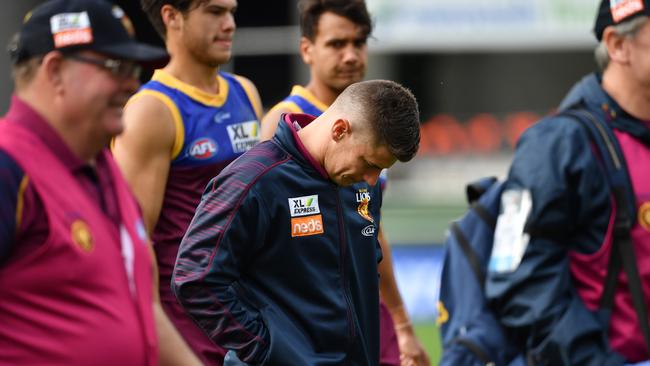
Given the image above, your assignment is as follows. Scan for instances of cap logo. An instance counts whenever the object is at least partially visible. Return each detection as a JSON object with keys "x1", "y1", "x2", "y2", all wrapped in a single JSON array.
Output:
[
  {"x1": 50, "y1": 12, "x2": 93, "y2": 48},
  {"x1": 610, "y1": 0, "x2": 645, "y2": 23},
  {"x1": 112, "y1": 6, "x2": 135, "y2": 37}
]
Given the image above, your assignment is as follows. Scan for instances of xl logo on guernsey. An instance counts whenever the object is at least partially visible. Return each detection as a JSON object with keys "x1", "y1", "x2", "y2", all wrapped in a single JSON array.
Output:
[
  {"x1": 189, "y1": 138, "x2": 218, "y2": 160},
  {"x1": 289, "y1": 195, "x2": 324, "y2": 237},
  {"x1": 227, "y1": 121, "x2": 260, "y2": 153}
]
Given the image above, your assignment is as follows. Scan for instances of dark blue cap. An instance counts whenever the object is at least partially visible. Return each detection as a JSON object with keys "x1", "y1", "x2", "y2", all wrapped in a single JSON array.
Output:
[{"x1": 9, "y1": 0, "x2": 167, "y2": 64}]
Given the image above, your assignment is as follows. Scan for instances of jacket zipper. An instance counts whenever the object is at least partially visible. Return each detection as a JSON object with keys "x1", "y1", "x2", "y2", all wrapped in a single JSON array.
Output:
[{"x1": 335, "y1": 187, "x2": 356, "y2": 349}]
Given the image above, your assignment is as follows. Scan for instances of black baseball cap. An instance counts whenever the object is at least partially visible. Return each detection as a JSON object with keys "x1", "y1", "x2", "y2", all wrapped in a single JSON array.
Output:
[
  {"x1": 9, "y1": 0, "x2": 168, "y2": 65},
  {"x1": 594, "y1": 0, "x2": 650, "y2": 41}
]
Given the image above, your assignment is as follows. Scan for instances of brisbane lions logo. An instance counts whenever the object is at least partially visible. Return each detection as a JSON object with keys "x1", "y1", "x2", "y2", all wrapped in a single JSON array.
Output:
[{"x1": 355, "y1": 189, "x2": 374, "y2": 223}]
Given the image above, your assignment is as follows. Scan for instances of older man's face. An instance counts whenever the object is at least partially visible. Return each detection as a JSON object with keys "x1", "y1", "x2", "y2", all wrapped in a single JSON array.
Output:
[{"x1": 59, "y1": 51, "x2": 140, "y2": 144}]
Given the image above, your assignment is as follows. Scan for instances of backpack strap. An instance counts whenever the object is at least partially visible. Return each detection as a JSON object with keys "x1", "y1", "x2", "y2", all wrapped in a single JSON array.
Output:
[
  {"x1": 563, "y1": 108, "x2": 650, "y2": 354},
  {"x1": 450, "y1": 222, "x2": 485, "y2": 286}
]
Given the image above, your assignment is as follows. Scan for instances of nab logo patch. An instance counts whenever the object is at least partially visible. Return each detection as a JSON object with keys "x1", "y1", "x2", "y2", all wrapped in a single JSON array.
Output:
[
  {"x1": 227, "y1": 121, "x2": 260, "y2": 153},
  {"x1": 288, "y1": 195, "x2": 320, "y2": 217},
  {"x1": 291, "y1": 215, "x2": 324, "y2": 237},
  {"x1": 189, "y1": 138, "x2": 217, "y2": 160}
]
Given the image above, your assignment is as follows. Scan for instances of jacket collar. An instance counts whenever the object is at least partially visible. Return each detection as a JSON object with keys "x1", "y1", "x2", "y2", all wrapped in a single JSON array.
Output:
[{"x1": 273, "y1": 113, "x2": 330, "y2": 180}]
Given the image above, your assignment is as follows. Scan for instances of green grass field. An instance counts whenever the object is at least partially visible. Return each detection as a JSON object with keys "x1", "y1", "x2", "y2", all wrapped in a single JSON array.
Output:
[{"x1": 414, "y1": 323, "x2": 442, "y2": 365}]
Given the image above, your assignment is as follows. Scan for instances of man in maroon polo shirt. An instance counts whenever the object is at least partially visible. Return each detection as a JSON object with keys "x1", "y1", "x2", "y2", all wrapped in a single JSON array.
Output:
[{"x1": 0, "y1": 1, "x2": 200, "y2": 365}]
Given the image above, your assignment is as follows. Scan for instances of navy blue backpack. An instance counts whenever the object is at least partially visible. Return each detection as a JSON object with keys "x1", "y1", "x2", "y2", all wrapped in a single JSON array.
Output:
[{"x1": 437, "y1": 108, "x2": 648, "y2": 366}]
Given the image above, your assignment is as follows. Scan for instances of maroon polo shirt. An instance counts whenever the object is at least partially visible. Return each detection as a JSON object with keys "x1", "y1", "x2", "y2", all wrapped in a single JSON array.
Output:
[{"x1": 0, "y1": 96, "x2": 120, "y2": 261}]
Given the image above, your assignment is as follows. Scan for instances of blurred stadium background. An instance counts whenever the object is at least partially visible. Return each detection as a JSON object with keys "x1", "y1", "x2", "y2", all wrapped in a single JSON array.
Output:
[{"x1": 0, "y1": 0, "x2": 602, "y2": 364}]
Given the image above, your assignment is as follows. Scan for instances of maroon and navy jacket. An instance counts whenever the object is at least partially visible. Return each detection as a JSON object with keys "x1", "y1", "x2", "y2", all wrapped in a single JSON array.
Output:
[
  {"x1": 0, "y1": 96, "x2": 157, "y2": 365},
  {"x1": 485, "y1": 74, "x2": 650, "y2": 364},
  {"x1": 173, "y1": 114, "x2": 383, "y2": 365}
]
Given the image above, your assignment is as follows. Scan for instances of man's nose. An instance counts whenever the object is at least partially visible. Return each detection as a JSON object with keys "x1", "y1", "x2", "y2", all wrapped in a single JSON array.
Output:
[
  {"x1": 363, "y1": 170, "x2": 380, "y2": 186},
  {"x1": 342, "y1": 44, "x2": 360, "y2": 64}
]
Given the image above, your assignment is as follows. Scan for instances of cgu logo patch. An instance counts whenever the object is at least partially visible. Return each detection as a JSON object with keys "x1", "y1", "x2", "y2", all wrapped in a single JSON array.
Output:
[
  {"x1": 288, "y1": 195, "x2": 320, "y2": 217},
  {"x1": 291, "y1": 215, "x2": 324, "y2": 237},
  {"x1": 639, "y1": 202, "x2": 650, "y2": 231},
  {"x1": 71, "y1": 219, "x2": 93, "y2": 252},
  {"x1": 356, "y1": 189, "x2": 374, "y2": 223},
  {"x1": 189, "y1": 138, "x2": 218, "y2": 160}
]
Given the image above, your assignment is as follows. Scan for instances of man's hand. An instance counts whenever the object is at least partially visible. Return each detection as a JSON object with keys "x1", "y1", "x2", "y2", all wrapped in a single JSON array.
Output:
[{"x1": 395, "y1": 322, "x2": 430, "y2": 366}]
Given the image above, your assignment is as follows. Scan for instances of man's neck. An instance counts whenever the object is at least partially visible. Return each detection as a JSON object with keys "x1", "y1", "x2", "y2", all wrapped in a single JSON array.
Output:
[
  {"x1": 17, "y1": 90, "x2": 98, "y2": 163},
  {"x1": 305, "y1": 78, "x2": 340, "y2": 107},
  {"x1": 163, "y1": 53, "x2": 222, "y2": 94},
  {"x1": 602, "y1": 66, "x2": 650, "y2": 120}
]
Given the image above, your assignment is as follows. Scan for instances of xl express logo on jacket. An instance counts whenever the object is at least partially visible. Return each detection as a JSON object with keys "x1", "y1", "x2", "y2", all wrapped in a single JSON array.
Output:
[{"x1": 288, "y1": 195, "x2": 323, "y2": 237}]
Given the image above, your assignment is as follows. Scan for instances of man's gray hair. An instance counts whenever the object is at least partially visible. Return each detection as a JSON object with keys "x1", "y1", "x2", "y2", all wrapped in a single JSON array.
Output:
[{"x1": 595, "y1": 16, "x2": 648, "y2": 71}]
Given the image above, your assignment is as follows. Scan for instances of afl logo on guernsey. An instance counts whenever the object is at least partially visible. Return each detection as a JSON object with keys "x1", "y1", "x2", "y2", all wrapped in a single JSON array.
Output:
[{"x1": 189, "y1": 138, "x2": 218, "y2": 160}]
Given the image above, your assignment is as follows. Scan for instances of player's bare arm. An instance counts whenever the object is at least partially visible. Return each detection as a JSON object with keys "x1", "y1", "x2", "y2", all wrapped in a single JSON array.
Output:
[
  {"x1": 113, "y1": 94, "x2": 176, "y2": 234},
  {"x1": 235, "y1": 75, "x2": 264, "y2": 120},
  {"x1": 378, "y1": 226, "x2": 430, "y2": 366}
]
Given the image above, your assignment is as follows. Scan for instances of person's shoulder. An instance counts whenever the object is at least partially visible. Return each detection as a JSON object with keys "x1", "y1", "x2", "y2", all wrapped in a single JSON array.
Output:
[
  {"x1": 0, "y1": 149, "x2": 25, "y2": 186},
  {"x1": 0, "y1": 148, "x2": 27, "y2": 218},
  {"x1": 124, "y1": 81, "x2": 181, "y2": 137},
  {"x1": 221, "y1": 141, "x2": 291, "y2": 182},
  {"x1": 520, "y1": 111, "x2": 591, "y2": 147}
]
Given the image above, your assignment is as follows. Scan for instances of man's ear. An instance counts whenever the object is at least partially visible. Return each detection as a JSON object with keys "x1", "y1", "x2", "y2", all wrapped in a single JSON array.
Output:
[
  {"x1": 331, "y1": 118, "x2": 350, "y2": 142},
  {"x1": 42, "y1": 51, "x2": 65, "y2": 95},
  {"x1": 161, "y1": 4, "x2": 182, "y2": 32},
  {"x1": 603, "y1": 26, "x2": 630, "y2": 65},
  {"x1": 300, "y1": 37, "x2": 314, "y2": 65}
]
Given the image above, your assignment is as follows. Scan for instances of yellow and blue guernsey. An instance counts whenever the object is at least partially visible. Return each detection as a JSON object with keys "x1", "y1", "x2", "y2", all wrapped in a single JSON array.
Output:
[
  {"x1": 127, "y1": 69, "x2": 262, "y2": 364},
  {"x1": 268, "y1": 85, "x2": 327, "y2": 116}
]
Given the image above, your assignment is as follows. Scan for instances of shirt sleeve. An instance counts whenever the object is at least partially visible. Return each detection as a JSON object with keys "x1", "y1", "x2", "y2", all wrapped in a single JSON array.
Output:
[
  {"x1": 484, "y1": 116, "x2": 624, "y2": 365},
  {"x1": 172, "y1": 171, "x2": 270, "y2": 365},
  {"x1": 0, "y1": 149, "x2": 25, "y2": 263}
]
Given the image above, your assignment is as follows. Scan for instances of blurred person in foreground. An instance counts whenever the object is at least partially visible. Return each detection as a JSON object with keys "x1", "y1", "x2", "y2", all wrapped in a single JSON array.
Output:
[
  {"x1": 173, "y1": 80, "x2": 420, "y2": 366},
  {"x1": 112, "y1": 0, "x2": 262, "y2": 364},
  {"x1": 261, "y1": 1, "x2": 430, "y2": 365},
  {"x1": 484, "y1": 0, "x2": 650, "y2": 365},
  {"x1": 0, "y1": 0, "x2": 200, "y2": 365}
]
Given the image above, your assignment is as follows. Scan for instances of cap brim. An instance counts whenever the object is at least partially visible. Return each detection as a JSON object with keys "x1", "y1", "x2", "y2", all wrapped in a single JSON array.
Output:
[{"x1": 96, "y1": 42, "x2": 169, "y2": 68}]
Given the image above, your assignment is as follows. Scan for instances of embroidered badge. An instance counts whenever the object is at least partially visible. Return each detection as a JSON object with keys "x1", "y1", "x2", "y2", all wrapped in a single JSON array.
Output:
[
  {"x1": 610, "y1": 0, "x2": 645, "y2": 23},
  {"x1": 111, "y1": 6, "x2": 135, "y2": 37},
  {"x1": 71, "y1": 219, "x2": 93, "y2": 252},
  {"x1": 436, "y1": 301, "x2": 449, "y2": 326},
  {"x1": 639, "y1": 201, "x2": 650, "y2": 231},
  {"x1": 356, "y1": 188, "x2": 374, "y2": 223},
  {"x1": 50, "y1": 12, "x2": 93, "y2": 48},
  {"x1": 291, "y1": 215, "x2": 324, "y2": 237},
  {"x1": 288, "y1": 195, "x2": 320, "y2": 217}
]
